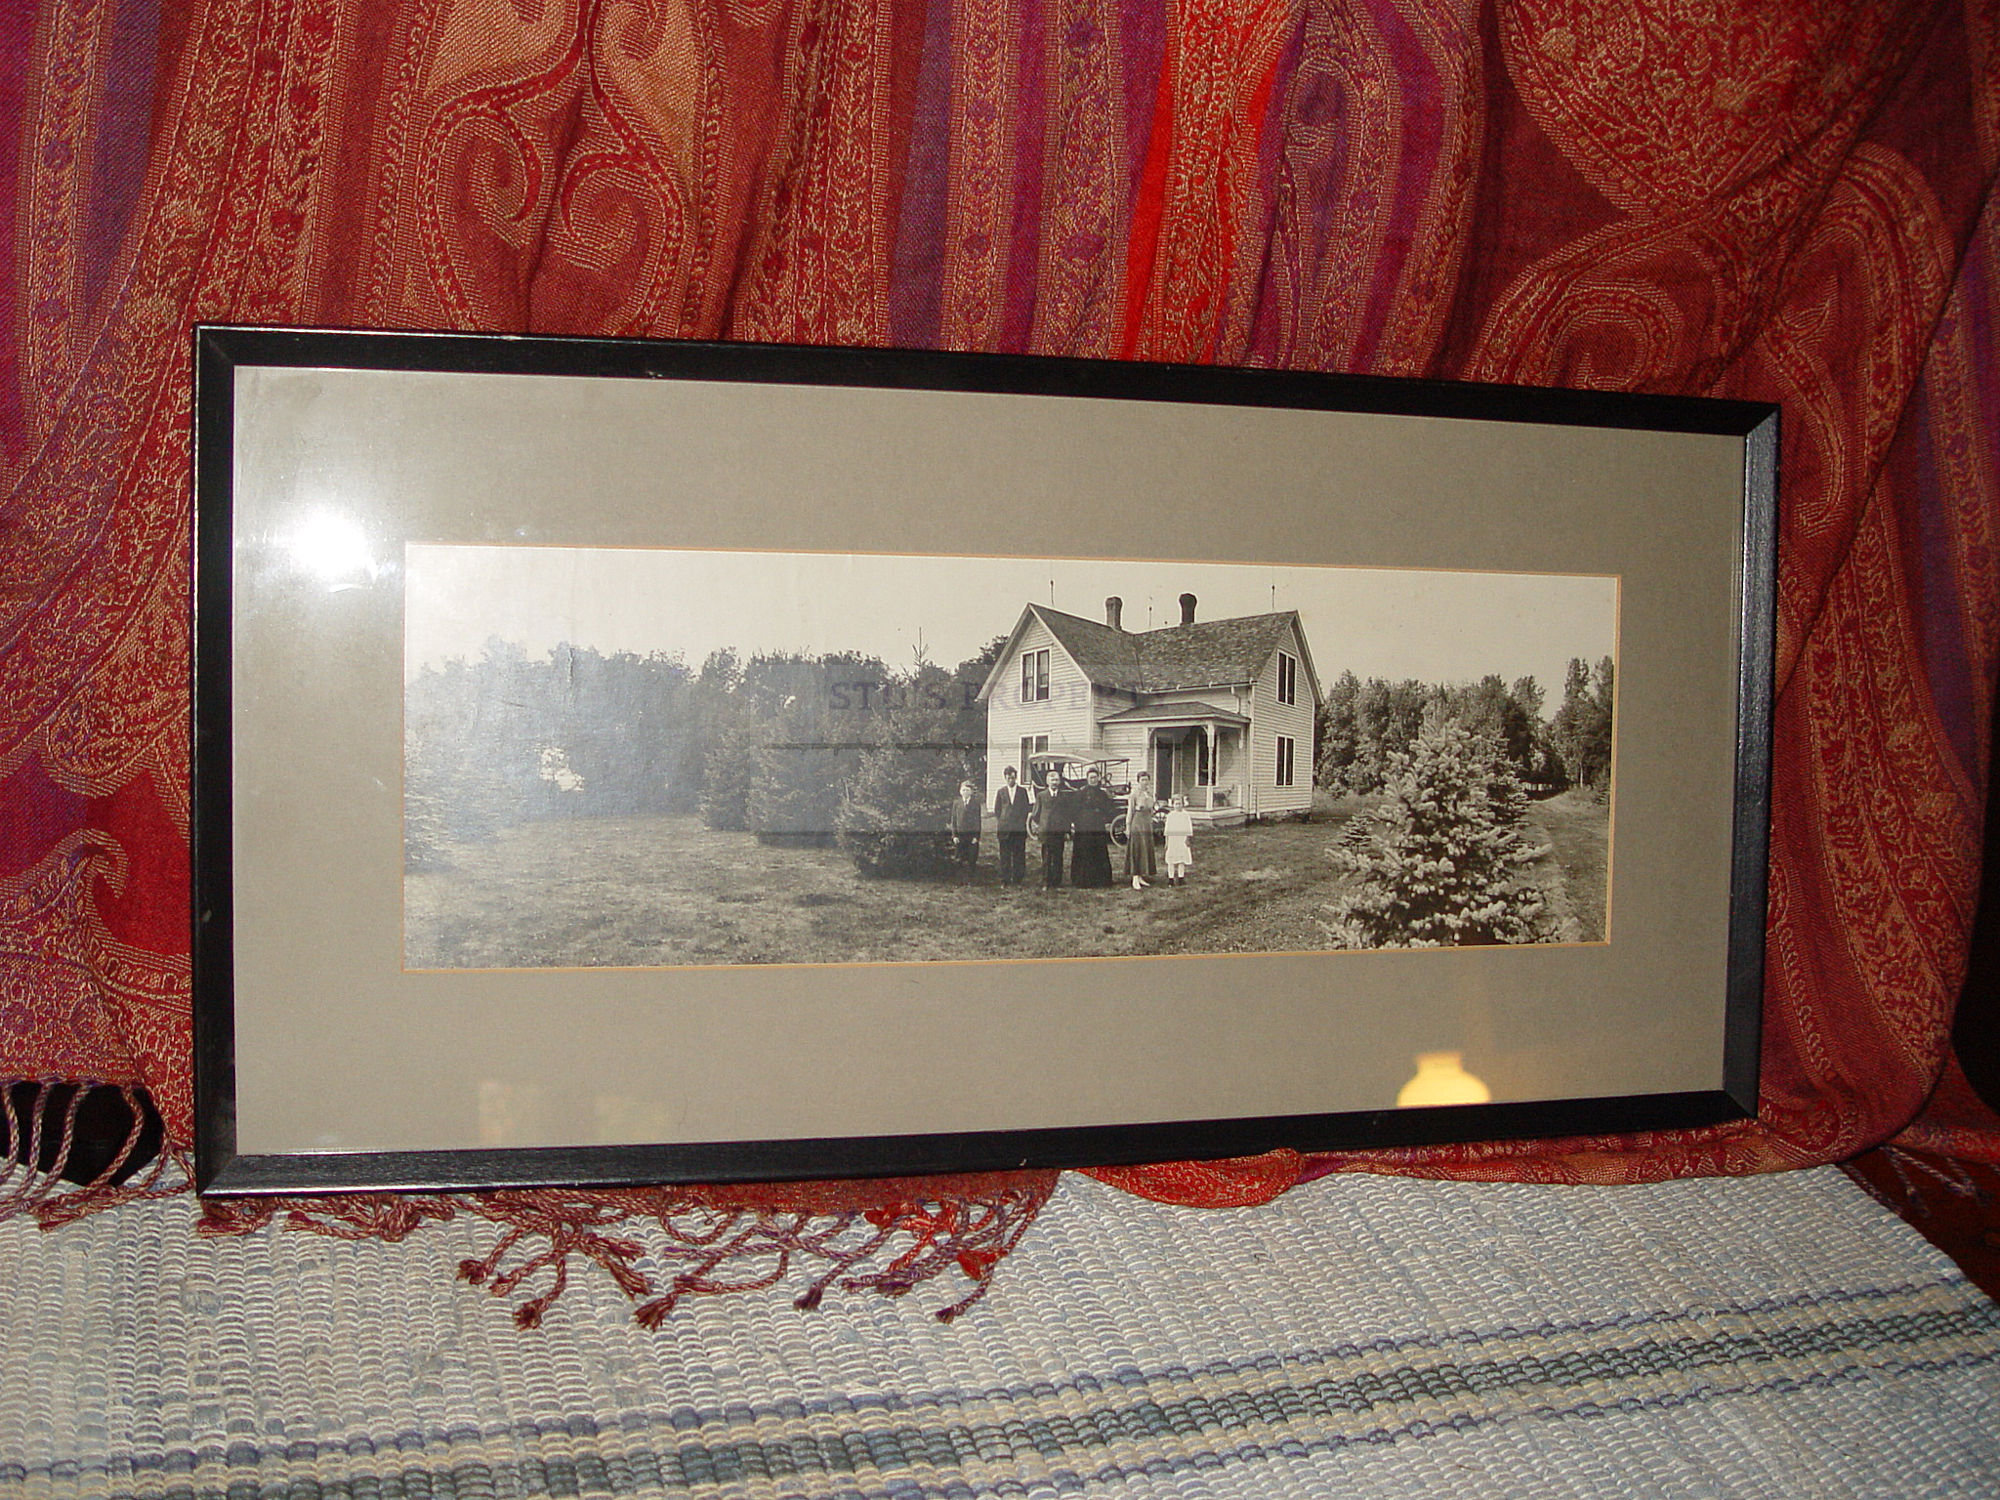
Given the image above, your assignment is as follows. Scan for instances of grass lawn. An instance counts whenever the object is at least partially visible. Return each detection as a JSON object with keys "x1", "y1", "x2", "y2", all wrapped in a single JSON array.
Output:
[
  {"x1": 1522, "y1": 789, "x2": 1612, "y2": 942},
  {"x1": 406, "y1": 795, "x2": 1611, "y2": 969}
]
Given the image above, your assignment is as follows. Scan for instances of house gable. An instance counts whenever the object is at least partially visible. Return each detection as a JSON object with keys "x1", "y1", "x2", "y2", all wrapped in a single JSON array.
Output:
[
  {"x1": 1246, "y1": 616, "x2": 1317, "y2": 812},
  {"x1": 983, "y1": 605, "x2": 1318, "y2": 700},
  {"x1": 981, "y1": 608, "x2": 1101, "y2": 799},
  {"x1": 975, "y1": 605, "x2": 1039, "y2": 705},
  {"x1": 976, "y1": 604, "x2": 1139, "y2": 704},
  {"x1": 1264, "y1": 615, "x2": 1324, "y2": 713},
  {"x1": 981, "y1": 600, "x2": 1324, "y2": 813}
]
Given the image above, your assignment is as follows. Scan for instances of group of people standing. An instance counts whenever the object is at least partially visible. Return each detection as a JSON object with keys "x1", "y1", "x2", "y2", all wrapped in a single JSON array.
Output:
[{"x1": 953, "y1": 765, "x2": 1194, "y2": 891}]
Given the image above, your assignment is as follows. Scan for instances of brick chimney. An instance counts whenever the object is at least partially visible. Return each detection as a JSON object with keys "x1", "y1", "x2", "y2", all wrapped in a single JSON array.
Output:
[
  {"x1": 1105, "y1": 596, "x2": 1123, "y2": 630},
  {"x1": 1179, "y1": 592, "x2": 1197, "y2": 625}
]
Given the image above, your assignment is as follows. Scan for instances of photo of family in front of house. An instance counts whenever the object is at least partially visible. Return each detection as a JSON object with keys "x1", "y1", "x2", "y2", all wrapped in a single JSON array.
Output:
[{"x1": 403, "y1": 545, "x2": 1617, "y2": 970}]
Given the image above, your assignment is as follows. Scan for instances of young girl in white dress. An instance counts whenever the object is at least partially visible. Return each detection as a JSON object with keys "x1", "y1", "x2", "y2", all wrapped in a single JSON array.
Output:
[{"x1": 1162, "y1": 795, "x2": 1194, "y2": 886}]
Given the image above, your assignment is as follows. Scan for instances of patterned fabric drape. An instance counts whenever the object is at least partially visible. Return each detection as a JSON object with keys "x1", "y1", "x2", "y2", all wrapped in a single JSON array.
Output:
[{"x1": 3, "y1": 0, "x2": 1997, "y2": 1225}]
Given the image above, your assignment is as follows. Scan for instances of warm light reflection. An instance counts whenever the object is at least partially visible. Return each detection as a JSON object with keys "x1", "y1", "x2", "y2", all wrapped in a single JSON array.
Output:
[
  {"x1": 593, "y1": 1092, "x2": 671, "y2": 1145},
  {"x1": 278, "y1": 509, "x2": 377, "y2": 588},
  {"x1": 1396, "y1": 1051, "x2": 1491, "y2": 1108},
  {"x1": 477, "y1": 1078, "x2": 549, "y2": 1147}
]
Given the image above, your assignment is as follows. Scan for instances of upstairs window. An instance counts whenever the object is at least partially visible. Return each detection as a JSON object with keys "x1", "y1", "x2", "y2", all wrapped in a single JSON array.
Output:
[
  {"x1": 1276, "y1": 651, "x2": 1298, "y2": 706},
  {"x1": 1021, "y1": 648, "x2": 1050, "y2": 702}
]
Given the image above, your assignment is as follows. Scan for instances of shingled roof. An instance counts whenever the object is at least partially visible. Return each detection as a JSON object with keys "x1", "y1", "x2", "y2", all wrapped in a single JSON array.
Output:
[{"x1": 1032, "y1": 606, "x2": 1304, "y2": 694}]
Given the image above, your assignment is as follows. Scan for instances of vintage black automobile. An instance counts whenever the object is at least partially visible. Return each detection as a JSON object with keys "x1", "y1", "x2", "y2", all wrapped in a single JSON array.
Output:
[{"x1": 1022, "y1": 750, "x2": 1165, "y2": 847}]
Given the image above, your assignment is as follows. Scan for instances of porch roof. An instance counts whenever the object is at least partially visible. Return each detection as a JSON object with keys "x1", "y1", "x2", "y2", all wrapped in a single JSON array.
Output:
[{"x1": 1098, "y1": 699, "x2": 1249, "y2": 727}]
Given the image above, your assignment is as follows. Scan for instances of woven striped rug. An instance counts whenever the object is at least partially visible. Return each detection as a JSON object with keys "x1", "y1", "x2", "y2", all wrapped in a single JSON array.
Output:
[{"x1": 3, "y1": 1166, "x2": 1996, "y2": 1498}]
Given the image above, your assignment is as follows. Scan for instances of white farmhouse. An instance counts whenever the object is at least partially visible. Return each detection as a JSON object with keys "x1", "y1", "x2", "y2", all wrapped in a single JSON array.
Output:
[{"x1": 976, "y1": 593, "x2": 1323, "y2": 826}]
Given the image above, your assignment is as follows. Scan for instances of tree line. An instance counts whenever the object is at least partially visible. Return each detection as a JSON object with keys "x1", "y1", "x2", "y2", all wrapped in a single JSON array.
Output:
[
  {"x1": 405, "y1": 637, "x2": 999, "y2": 875},
  {"x1": 1314, "y1": 659, "x2": 1614, "y2": 949},
  {"x1": 1316, "y1": 657, "x2": 1614, "y2": 797},
  {"x1": 407, "y1": 638, "x2": 1615, "y2": 883}
]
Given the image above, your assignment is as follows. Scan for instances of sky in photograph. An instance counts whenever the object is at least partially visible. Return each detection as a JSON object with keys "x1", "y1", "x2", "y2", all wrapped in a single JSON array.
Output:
[{"x1": 404, "y1": 544, "x2": 1618, "y2": 708}]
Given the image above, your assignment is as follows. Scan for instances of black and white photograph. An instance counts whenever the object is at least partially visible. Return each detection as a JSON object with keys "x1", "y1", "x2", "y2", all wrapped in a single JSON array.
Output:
[
  {"x1": 196, "y1": 326, "x2": 1770, "y2": 1187},
  {"x1": 404, "y1": 545, "x2": 1619, "y2": 971}
]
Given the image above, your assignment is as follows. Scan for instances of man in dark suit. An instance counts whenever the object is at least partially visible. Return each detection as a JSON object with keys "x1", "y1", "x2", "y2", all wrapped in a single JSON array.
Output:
[
  {"x1": 1036, "y1": 767, "x2": 1072, "y2": 890},
  {"x1": 950, "y1": 779, "x2": 983, "y2": 881},
  {"x1": 992, "y1": 765, "x2": 1033, "y2": 886}
]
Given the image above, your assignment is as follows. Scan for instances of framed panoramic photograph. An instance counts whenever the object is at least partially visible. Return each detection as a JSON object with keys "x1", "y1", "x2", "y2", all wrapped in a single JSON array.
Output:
[{"x1": 191, "y1": 326, "x2": 1776, "y2": 1195}]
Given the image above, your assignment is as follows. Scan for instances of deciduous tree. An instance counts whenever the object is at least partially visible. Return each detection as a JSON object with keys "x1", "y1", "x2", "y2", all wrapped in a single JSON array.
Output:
[{"x1": 1549, "y1": 655, "x2": 1615, "y2": 794}]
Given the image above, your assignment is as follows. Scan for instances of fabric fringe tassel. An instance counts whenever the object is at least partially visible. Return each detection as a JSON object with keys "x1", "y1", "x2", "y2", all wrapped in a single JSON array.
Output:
[
  {"x1": 6, "y1": 1078, "x2": 1058, "y2": 1326},
  {"x1": 200, "y1": 1172, "x2": 1060, "y2": 1328},
  {"x1": 1, "y1": 1079, "x2": 181, "y2": 1227}
]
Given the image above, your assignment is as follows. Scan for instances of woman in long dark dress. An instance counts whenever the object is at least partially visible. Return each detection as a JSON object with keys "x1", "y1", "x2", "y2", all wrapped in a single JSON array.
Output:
[{"x1": 1069, "y1": 767, "x2": 1118, "y2": 888}]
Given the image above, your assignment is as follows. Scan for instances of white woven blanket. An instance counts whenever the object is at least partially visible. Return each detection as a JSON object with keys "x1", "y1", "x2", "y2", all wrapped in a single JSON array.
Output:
[{"x1": 3, "y1": 1165, "x2": 1997, "y2": 1498}]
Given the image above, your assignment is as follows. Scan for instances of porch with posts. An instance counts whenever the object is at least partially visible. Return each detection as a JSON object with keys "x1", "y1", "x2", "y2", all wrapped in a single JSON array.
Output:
[{"x1": 1099, "y1": 703, "x2": 1251, "y2": 828}]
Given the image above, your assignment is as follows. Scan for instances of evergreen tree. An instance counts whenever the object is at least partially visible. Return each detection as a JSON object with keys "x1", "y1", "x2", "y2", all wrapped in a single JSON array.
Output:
[
  {"x1": 1321, "y1": 713, "x2": 1555, "y2": 949},
  {"x1": 403, "y1": 728, "x2": 515, "y2": 869},
  {"x1": 699, "y1": 713, "x2": 766, "y2": 831},
  {"x1": 745, "y1": 651, "x2": 884, "y2": 844},
  {"x1": 697, "y1": 646, "x2": 742, "y2": 694},
  {"x1": 670, "y1": 647, "x2": 742, "y2": 815},
  {"x1": 748, "y1": 734, "x2": 855, "y2": 843},
  {"x1": 836, "y1": 661, "x2": 973, "y2": 877},
  {"x1": 552, "y1": 645, "x2": 692, "y2": 816},
  {"x1": 402, "y1": 642, "x2": 556, "y2": 863}
]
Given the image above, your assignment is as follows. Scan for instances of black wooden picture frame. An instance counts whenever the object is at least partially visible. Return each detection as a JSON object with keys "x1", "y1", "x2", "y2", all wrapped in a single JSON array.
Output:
[{"x1": 192, "y1": 325, "x2": 1775, "y2": 1195}]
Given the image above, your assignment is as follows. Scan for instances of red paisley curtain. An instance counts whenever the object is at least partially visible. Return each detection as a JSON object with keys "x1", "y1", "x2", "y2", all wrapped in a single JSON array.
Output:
[{"x1": 3, "y1": 0, "x2": 1997, "y2": 1207}]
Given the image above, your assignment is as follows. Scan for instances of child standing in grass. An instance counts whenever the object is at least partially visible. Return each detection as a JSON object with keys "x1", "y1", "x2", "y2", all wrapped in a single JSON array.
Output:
[{"x1": 1162, "y1": 796, "x2": 1194, "y2": 886}]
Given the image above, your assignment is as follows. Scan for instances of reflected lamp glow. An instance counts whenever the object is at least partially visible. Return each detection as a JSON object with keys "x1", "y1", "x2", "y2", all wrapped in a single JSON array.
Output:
[
  {"x1": 277, "y1": 509, "x2": 378, "y2": 589},
  {"x1": 1396, "y1": 1051, "x2": 1491, "y2": 1108}
]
